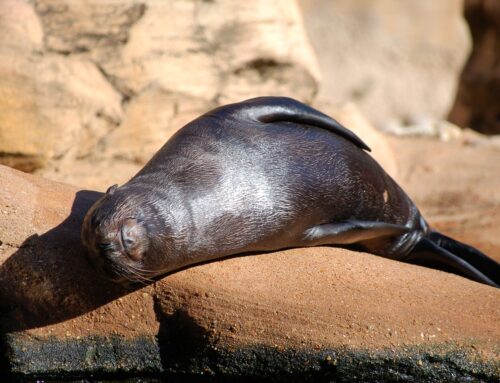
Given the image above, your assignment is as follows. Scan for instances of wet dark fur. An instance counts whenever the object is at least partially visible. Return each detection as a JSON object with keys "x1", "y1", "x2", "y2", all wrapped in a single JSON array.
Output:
[{"x1": 82, "y1": 97, "x2": 500, "y2": 287}]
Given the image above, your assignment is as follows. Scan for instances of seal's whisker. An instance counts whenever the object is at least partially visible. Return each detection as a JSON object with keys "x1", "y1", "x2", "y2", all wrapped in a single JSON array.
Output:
[
  {"x1": 123, "y1": 270, "x2": 150, "y2": 285},
  {"x1": 126, "y1": 263, "x2": 158, "y2": 275},
  {"x1": 123, "y1": 265, "x2": 155, "y2": 284},
  {"x1": 109, "y1": 262, "x2": 151, "y2": 285}
]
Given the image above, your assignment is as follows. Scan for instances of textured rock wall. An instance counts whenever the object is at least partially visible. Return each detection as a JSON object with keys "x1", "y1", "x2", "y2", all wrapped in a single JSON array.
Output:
[
  {"x1": 0, "y1": 0, "x2": 487, "y2": 190},
  {"x1": 0, "y1": 0, "x2": 123, "y2": 171},
  {"x1": 0, "y1": 0, "x2": 319, "y2": 175}
]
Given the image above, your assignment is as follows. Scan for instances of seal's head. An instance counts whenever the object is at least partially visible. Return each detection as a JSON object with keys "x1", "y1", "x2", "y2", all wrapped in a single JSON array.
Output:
[{"x1": 81, "y1": 184, "x2": 169, "y2": 285}]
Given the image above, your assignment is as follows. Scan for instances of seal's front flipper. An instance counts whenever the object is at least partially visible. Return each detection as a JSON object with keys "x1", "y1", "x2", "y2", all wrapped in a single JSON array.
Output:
[
  {"x1": 404, "y1": 237, "x2": 499, "y2": 288},
  {"x1": 239, "y1": 97, "x2": 371, "y2": 151},
  {"x1": 303, "y1": 221, "x2": 409, "y2": 246}
]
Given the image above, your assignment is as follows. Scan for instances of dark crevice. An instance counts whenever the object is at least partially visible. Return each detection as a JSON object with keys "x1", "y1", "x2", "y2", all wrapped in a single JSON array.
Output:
[
  {"x1": 0, "y1": 334, "x2": 12, "y2": 381},
  {"x1": 233, "y1": 59, "x2": 292, "y2": 78},
  {"x1": 0, "y1": 153, "x2": 44, "y2": 174},
  {"x1": 35, "y1": 2, "x2": 147, "y2": 56},
  {"x1": 448, "y1": 0, "x2": 500, "y2": 134},
  {"x1": 92, "y1": 60, "x2": 132, "y2": 104}
]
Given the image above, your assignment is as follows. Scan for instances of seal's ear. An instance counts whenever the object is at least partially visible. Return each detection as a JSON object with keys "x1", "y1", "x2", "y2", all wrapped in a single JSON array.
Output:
[{"x1": 106, "y1": 184, "x2": 118, "y2": 195}]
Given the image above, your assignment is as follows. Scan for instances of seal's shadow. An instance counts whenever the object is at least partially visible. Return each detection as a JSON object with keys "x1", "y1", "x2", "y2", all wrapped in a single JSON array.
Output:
[{"x1": 0, "y1": 190, "x2": 137, "y2": 333}]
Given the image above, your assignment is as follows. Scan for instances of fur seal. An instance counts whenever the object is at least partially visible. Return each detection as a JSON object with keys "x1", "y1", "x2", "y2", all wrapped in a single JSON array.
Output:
[{"x1": 81, "y1": 97, "x2": 500, "y2": 287}]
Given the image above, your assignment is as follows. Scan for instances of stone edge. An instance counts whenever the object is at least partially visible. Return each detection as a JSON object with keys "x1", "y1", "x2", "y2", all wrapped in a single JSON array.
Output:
[{"x1": 1, "y1": 334, "x2": 498, "y2": 382}]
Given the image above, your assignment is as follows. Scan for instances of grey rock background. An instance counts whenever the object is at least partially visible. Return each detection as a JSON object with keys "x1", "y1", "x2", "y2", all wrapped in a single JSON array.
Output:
[{"x1": 299, "y1": 0, "x2": 470, "y2": 129}]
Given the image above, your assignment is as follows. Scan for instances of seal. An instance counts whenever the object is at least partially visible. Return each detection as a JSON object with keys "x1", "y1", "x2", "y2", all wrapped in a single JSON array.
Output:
[{"x1": 81, "y1": 97, "x2": 500, "y2": 287}]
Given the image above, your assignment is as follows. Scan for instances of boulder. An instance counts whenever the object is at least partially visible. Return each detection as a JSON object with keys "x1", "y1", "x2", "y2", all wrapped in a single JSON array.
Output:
[
  {"x1": 102, "y1": 88, "x2": 214, "y2": 164},
  {"x1": 0, "y1": 0, "x2": 319, "y2": 177},
  {"x1": 0, "y1": 0, "x2": 43, "y2": 52},
  {"x1": 35, "y1": 0, "x2": 146, "y2": 54},
  {"x1": 299, "y1": 0, "x2": 470, "y2": 129},
  {"x1": 0, "y1": 165, "x2": 498, "y2": 380},
  {"x1": 0, "y1": 53, "x2": 123, "y2": 172}
]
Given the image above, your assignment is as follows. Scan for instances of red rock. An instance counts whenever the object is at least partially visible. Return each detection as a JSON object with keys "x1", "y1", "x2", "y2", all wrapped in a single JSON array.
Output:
[{"x1": 0, "y1": 163, "x2": 498, "y2": 379}]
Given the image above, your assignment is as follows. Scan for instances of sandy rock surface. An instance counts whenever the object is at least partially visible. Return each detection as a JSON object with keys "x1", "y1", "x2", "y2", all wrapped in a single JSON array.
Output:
[
  {"x1": 0, "y1": 139, "x2": 499, "y2": 379},
  {"x1": 0, "y1": 0, "x2": 43, "y2": 52},
  {"x1": 391, "y1": 134, "x2": 500, "y2": 259}
]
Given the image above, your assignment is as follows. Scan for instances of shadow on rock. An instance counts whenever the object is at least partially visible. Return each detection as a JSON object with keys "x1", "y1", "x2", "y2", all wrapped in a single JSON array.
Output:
[
  {"x1": 153, "y1": 292, "x2": 217, "y2": 374},
  {"x1": 0, "y1": 190, "x2": 140, "y2": 333}
]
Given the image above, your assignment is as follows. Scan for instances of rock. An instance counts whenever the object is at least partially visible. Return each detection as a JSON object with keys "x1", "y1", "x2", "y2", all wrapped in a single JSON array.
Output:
[
  {"x1": 34, "y1": 156, "x2": 142, "y2": 193},
  {"x1": 0, "y1": 165, "x2": 498, "y2": 381},
  {"x1": 103, "y1": 88, "x2": 214, "y2": 164},
  {"x1": 1, "y1": 0, "x2": 319, "y2": 181},
  {"x1": 299, "y1": 0, "x2": 470, "y2": 128},
  {"x1": 210, "y1": 1, "x2": 319, "y2": 104},
  {"x1": 449, "y1": 0, "x2": 500, "y2": 134},
  {"x1": 382, "y1": 117, "x2": 463, "y2": 142},
  {"x1": 35, "y1": 0, "x2": 146, "y2": 54},
  {"x1": 85, "y1": 0, "x2": 319, "y2": 100},
  {"x1": 0, "y1": 0, "x2": 43, "y2": 52},
  {"x1": 388, "y1": 134, "x2": 500, "y2": 262},
  {"x1": 0, "y1": 53, "x2": 123, "y2": 171}
]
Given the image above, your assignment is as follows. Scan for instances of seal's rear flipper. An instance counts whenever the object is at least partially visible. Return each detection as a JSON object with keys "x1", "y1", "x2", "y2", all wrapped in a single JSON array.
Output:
[
  {"x1": 303, "y1": 221, "x2": 409, "y2": 246},
  {"x1": 427, "y1": 232, "x2": 499, "y2": 278},
  {"x1": 236, "y1": 97, "x2": 371, "y2": 151},
  {"x1": 405, "y1": 236, "x2": 499, "y2": 288}
]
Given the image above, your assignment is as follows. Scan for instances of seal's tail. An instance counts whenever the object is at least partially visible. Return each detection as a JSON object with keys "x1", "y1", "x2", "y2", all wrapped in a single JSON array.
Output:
[{"x1": 404, "y1": 231, "x2": 500, "y2": 288}]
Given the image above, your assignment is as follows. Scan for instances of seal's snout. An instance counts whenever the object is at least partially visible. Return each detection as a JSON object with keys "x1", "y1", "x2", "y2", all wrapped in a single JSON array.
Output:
[{"x1": 120, "y1": 218, "x2": 148, "y2": 262}]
